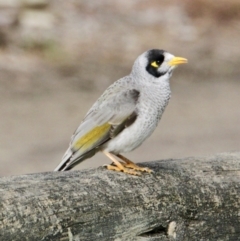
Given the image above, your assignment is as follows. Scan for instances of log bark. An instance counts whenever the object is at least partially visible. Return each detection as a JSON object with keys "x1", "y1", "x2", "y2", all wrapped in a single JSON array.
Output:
[{"x1": 0, "y1": 152, "x2": 240, "y2": 241}]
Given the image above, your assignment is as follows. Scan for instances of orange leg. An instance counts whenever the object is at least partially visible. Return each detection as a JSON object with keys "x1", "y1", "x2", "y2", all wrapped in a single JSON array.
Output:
[
  {"x1": 116, "y1": 154, "x2": 153, "y2": 173},
  {"x1": 102, "y1": 150, "x2": 141, "y2": 176}
]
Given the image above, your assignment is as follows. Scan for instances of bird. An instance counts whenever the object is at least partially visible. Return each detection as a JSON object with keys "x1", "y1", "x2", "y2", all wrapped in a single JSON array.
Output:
[{"x1": 54, "y1": 49, "x2": 187, "y2": 175}]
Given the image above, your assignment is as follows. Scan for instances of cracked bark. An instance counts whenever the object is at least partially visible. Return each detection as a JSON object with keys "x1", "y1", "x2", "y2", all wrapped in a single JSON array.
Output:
[{"x1": 0, "y1": 152, "x2": 240, "y2": 241}]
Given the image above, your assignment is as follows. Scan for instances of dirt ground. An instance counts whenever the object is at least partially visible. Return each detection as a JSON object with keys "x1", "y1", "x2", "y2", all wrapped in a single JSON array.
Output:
[
  {"x1": 1, "y1": 74, "x2": 239, "y2": 176},
  {"x1": 0, "y1": 0, "x2": 239, "y2": 176}
]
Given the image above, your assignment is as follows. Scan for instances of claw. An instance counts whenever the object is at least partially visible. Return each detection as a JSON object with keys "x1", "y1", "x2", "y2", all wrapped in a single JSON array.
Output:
[
  {"x1": 102, "y1": 151, "x2": 152, "y2": 176},
  {"x1": 123, "y1": 164, "x2": 153, "y2": 173},
  {"x1": 117, "y1": 154, "x2": 153, "y2": 173},
  {"x1": 105, "y1": 164, "x2": 141, "y2": 176}
]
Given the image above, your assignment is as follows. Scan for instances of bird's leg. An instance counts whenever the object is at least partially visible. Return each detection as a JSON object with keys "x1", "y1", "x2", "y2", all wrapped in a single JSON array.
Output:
[
  {"x1": 102, "y1": 150, "x2": 141, "y2": 176},
  {"x1": 116, "y1": 154, "x2": 153, "y2": 173}
]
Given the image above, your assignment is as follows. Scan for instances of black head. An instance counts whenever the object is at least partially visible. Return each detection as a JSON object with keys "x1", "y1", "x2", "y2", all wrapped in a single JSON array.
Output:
[{"x1": 146, "y1": 49, "x2": 166, "y2": 77}]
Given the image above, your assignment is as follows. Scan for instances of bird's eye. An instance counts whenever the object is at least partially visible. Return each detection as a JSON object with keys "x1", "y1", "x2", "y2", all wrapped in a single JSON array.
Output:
[
  {"x1": 151, "y1": 61, "x2": 159, "y2": 68},
  {"x1": 150, "y1": 56, "x2": 164, "y2": 68}
]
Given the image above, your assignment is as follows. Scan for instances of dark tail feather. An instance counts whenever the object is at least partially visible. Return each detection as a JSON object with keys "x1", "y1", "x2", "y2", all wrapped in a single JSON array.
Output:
[
  {"x1": 54, "y1": 149, "x2": 96, "y2": 171},
  {"x1": 54, "y1": 157, "x2": 72, "y2": 171}
]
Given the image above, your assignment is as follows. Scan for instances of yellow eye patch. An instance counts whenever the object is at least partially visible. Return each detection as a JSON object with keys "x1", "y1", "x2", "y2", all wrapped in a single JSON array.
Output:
[{"x1": 151, "y1": 61, "x2": 159, "y2": 68}]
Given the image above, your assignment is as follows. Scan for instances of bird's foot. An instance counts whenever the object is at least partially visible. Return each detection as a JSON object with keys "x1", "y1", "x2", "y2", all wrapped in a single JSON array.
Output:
[
  {"x1": 116, "y1": 154, "x2": 153, "y2": 173},
  {"x1": 122, "y1": 163, "x2": 152, "y2": 173},
  {"x1": 104, "y1": 164, "x2": 141, "y2": 176}
]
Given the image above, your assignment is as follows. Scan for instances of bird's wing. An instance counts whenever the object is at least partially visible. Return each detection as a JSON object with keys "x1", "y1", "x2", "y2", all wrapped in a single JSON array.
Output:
[{"x1": 55, "y1": 84, "x2": 140, "y2": 171}]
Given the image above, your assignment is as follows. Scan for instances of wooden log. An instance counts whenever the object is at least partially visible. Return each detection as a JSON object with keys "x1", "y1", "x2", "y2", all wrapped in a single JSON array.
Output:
[{"x1": 0, "y1": 152, "x2": 239, "y2": 241}]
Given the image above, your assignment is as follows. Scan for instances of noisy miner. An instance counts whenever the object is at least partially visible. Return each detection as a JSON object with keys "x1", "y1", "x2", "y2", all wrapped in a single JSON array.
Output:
[{"x1": 54, "y1": 49, "x2": 187, "y2": 175}]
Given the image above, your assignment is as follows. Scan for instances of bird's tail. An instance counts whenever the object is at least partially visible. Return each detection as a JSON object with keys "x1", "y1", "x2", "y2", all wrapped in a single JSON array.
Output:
[
  {"x1": 54, "y1": 147, "x2": 96, "y2": 171},
  {"x1": 54, "y1": 148, "x2": 73, "y2": 171}
]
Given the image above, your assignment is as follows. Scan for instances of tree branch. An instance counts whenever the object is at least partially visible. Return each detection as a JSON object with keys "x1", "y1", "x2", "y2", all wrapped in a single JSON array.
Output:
[{"x1": 0, "y1": 152, "x2": 240, "y2": 241}]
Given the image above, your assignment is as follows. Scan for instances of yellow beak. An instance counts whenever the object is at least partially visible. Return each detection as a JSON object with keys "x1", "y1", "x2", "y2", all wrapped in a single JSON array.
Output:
[{"x1": 168, "y1": 57, "x2": 188, "y2": 66}]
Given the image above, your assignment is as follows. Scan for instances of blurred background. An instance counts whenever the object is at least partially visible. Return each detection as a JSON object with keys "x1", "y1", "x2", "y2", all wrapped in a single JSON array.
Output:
[{"x1": 0, "y1": 0, "x2": 239, "y2": 176}]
